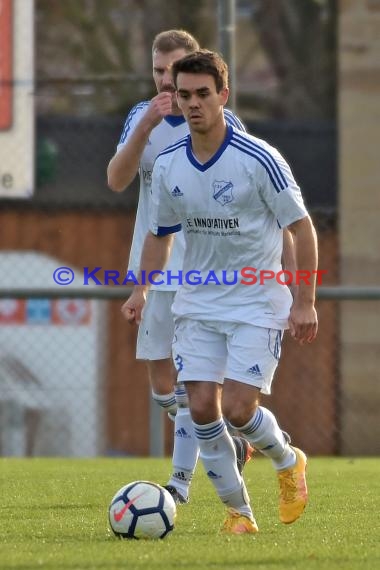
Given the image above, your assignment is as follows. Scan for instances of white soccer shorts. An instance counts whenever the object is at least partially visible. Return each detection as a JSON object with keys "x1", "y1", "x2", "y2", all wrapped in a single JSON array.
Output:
[
  {"x1": 172, "y1": 318, "x2": 283, "y2": 394},
  {"x1": 136, "y1": 290, "x2": 176, "y2": 360}
]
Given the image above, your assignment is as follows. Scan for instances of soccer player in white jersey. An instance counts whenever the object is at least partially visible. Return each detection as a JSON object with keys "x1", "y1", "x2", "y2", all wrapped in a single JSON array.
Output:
[
  {"x1": 124, "y1": 50, "x2": 318, "y2": 534},
  {"x1": 107, "y1": 31, "x2": 252, "y2": 504}
]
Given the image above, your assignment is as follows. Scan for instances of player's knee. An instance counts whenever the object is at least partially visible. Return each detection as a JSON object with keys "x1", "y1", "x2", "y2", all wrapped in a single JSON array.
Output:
[
  {"x1": 222, "y1": 399, "x2": 259, "y2": 428},
  {"x1": 185, "y1": 382, "x2": 220, "y2": 424},
  {"x1": 189, "y1": 397, "x2": 219, "y2": 424}
]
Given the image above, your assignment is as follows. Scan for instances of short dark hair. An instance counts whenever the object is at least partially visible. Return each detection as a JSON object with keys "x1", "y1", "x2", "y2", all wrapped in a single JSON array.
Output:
[
  {"x1": 152, "y1": 30, "x2": 200, "y2": 55},
  {"x1": 172, "y1": 50, "x2": 228, "y2": 93}
]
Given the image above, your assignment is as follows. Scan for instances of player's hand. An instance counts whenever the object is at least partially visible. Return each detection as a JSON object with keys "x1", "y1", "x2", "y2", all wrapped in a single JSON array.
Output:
[
  {"x1": 288, "y1": 302, "x2": 318, "y2": 345},
  {"x1": 121, "y1": 287, "x2": 147, "y2": 325},
  {"x1": 145, "y1": 92, "x2": 173, "y2": 128}
]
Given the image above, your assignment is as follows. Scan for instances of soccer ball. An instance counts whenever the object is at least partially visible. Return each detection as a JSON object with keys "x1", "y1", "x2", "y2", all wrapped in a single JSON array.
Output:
[{"x1": 108, "y1": 480, "x2": 176, "y2": 539}]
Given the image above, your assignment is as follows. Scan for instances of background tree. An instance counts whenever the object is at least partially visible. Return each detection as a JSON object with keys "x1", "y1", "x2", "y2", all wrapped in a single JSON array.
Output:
[
  {"x1": 36, "y1": 0, "x2": 209, "y2": 115},
  {"x1": 244, "y1": 0, "x2": 336, "y2": 119},
  {"x1": 36, "y1": 0, "x2": 335, "y2": 120}
]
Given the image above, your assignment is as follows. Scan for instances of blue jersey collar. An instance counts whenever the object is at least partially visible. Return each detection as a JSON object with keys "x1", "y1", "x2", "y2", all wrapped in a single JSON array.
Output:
[
  {"x1": 186, "y1": 125, "x2": 233, "y2": 172},
  {"x1": 164, "y1": 115, "x2": 186, "y2": 127}
]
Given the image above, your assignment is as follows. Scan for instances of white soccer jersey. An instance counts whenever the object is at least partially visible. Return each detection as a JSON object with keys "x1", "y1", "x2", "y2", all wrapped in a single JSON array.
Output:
[
  {"x1": 150, "y1": 125, "x2": 309, "y2": 328},
  {"x1": 117, "y1": 103, "x2": 245, "y2": 291}
]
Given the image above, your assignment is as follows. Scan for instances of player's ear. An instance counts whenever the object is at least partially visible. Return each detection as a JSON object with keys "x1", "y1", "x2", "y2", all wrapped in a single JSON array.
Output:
[{"x1": 220, "y1": 86, "x2": 229, "y2": 106}]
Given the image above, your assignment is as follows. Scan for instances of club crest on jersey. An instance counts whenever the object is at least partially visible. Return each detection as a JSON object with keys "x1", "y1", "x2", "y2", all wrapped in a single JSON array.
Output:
[{"x1": 213, "y1": 180, "x2": 234, "y2": 205}]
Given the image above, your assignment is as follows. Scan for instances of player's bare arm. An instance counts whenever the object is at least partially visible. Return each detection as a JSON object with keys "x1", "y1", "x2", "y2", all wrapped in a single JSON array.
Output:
[
  {"x1": 282, "y1": 228, "x2": 297, "y2": 298},
  {"x1": 107, "y1": 92, "x2": 173, "y2": 192},
  {"x1": 121, "y1": 231, "x2": 174, "y2": 325},
  {"x1": 287, "y1": 216, "x2": 318, "y2": 345}
]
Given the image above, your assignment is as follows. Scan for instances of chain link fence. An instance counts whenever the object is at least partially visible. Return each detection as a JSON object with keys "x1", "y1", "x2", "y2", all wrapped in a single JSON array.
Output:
[{"x1": 2, "y1": 269, "x2": 379, "y2": 458}]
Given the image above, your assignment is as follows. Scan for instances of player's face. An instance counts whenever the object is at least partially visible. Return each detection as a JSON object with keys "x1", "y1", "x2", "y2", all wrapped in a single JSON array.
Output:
[
  {"x1": 152, "y1": 49, "x2": 189, "y2": 114},
  {"x1": 176, "y1": 73, "x2": 229, "y2": 134}
]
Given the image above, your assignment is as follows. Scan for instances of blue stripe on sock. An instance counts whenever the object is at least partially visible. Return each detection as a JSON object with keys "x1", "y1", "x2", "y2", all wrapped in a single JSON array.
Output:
[
  {"x1": 160, "y1": 397, "x2": 176, "y2": 409},
  {"x1": 193, "y1": 420, "x2": 225, "y2": 440},
  {"x1": 174, "y1": 385, "x2": 187, "y2": 397},
  {"x1": 243, "y1": 408, "x2": 263, "y2": 435}
]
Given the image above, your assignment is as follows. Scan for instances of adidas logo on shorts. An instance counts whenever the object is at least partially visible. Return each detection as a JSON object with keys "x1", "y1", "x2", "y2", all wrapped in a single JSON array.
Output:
[{"x1": 247, "y1": 364, "x2": 262, "y2": 376}]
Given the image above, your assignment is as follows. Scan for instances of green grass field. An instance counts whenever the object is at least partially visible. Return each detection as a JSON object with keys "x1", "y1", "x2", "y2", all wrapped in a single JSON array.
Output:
[{"x1": 0, "y1": 457, "x2": 379, "y2": 570}]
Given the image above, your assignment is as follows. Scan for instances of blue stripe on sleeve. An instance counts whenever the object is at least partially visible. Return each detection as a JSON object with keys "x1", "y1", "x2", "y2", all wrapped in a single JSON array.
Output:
[
  {"x1": 118, "y1": 102, "x2": 149, "y2": 145},
  {"x1": 232, "y1": 131, "x2": 288, "y2": 190},
  {"x1": 156, "y1": 224, "x2": 182, "y2": 236}
]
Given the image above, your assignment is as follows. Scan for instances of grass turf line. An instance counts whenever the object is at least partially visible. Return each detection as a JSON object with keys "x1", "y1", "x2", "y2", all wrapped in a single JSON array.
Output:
[{"x1": 0, "y1": 457, "x2": 379, "y2": 570}]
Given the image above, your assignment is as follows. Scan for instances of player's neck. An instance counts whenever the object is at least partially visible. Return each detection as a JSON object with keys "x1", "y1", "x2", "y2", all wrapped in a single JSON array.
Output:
[
  {"x1": 170, "y1": 108, "x2": 183, "y2": 117},
  {"x1": 190, "y1": 120, "x2": 227, "y2": 164}
]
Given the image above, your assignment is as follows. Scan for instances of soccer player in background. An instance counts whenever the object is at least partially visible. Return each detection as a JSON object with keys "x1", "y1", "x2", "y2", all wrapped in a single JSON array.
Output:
[
  {"x1": 107, "y1": 30, "x2": 252, "y2": 504},
  {"x1": 124, "y1": 50, "x2": 318, "y2": 534}
]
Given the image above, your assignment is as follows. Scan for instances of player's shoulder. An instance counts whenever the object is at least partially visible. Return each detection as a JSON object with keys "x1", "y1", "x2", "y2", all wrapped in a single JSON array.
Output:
[
  {"x1": 156, "y1": 135, "x2": 189, "y2": 163},
  {"x1": 224, "y1": 108, "x2": 246, "y2": 131},
  {"x1": 118, "y1": 101, "x2": 150, "y2": 146},
  {"x1": 229, "y1": 126, "x2": 280, "y2": 157},
  {"x1": 126, "y1": 100, "x2": 150, "y2": 117},
  {"x1": 229, "y1": 127, "x2": 289, "y2": 191}
]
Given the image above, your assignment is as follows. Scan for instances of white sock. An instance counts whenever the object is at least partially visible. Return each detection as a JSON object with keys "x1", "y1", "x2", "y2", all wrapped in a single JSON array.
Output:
[
  {"x1": 166, "y1": 407, "x2": 199, "y2": 500},
  {"x1": 193, "y1": 418, "x2": 253, "y2": 520},
  {"x1": 233, "y1": 406, "x2": 296, "y2": 470},
  {"x1": 151, "y1": 390, "x2": 177, "y2": 416}
]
